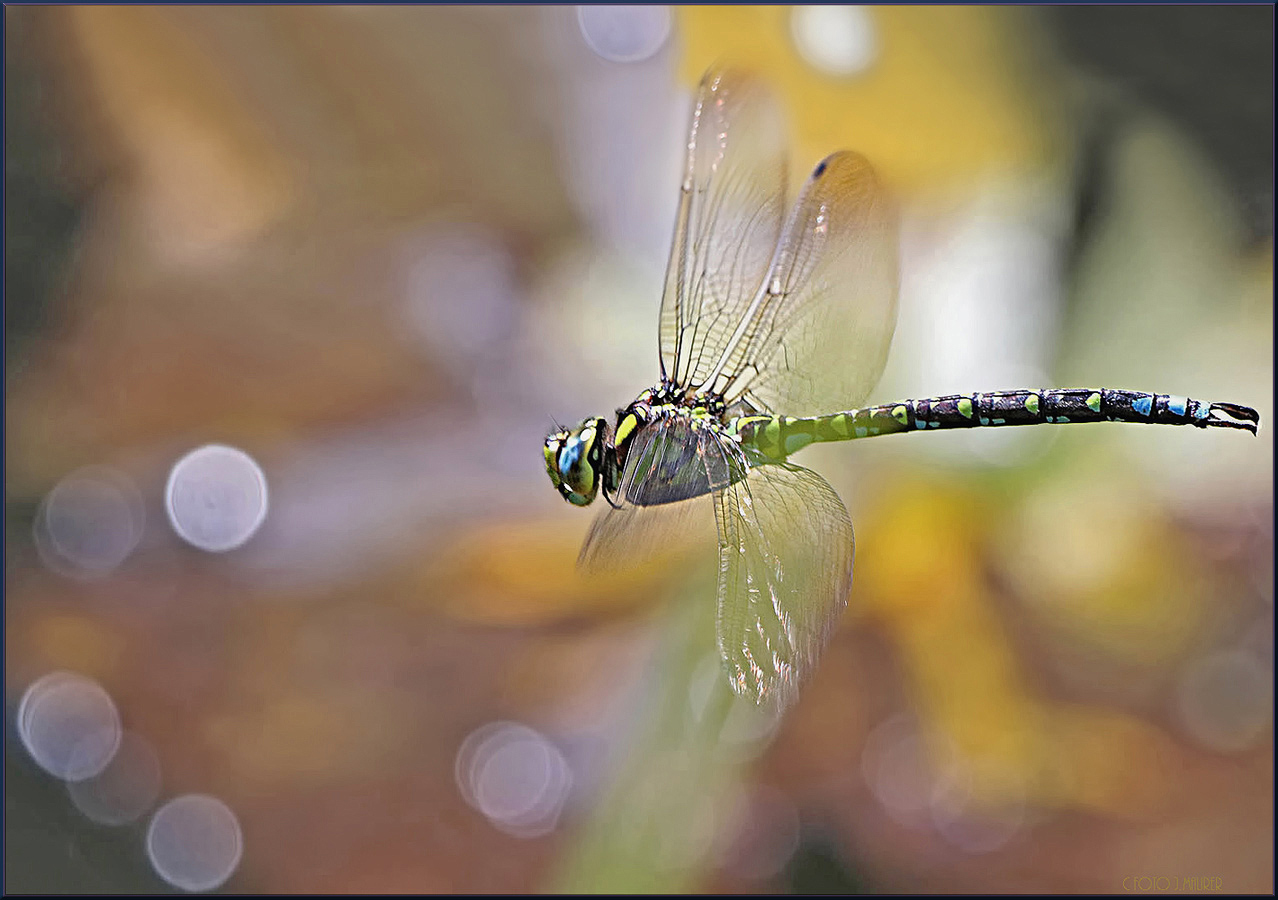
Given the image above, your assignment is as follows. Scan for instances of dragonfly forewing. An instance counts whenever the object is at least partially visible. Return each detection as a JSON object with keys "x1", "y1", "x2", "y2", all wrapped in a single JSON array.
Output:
[
  {"x1": 579, "y1": 419, "x2": 741, "y2": 574},
  {"x1": 660, "y1": 68, "x2": 789, "y2": 390},
  {"x1": 617, "y1": 418, "x2": 743, "y2": 507},
  {"x1": 578, "y1": 487, "x2": 716, "y2": 577}
]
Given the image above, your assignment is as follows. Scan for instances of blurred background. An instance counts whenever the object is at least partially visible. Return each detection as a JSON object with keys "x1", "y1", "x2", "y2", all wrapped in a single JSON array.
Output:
[{"x1": 4, "y1": 5, "x2": 1272, "y2": 893}]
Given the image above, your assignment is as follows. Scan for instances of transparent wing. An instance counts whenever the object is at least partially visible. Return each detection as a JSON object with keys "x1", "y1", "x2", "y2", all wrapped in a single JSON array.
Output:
[
  {"x1": 660, "y1": 67, "x2": 789, "y2": 390},
  {"x1": 700, "y1": 151, "x2": 899, "y2": 417},
  {"x1": 708, "y1": 447, "x2": 855, "y2": 708},
  {"x1": 617, "y1": 418, "x2": 735, "y2": 508},
  {"x1": 578, "y1": 489, "x2": 715, "y2": 577},
  {"x1": 579, "y1": 419, "x2": 734, "y2": 573},
  {"x1": 582, "y1": 421, "x2": 854, "y2": 708}
]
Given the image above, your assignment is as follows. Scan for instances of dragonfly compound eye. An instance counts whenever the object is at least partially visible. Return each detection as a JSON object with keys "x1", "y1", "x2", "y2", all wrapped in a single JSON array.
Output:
[
  {"x1": 546, "y1": 418, "x2": 604, "y2": 506},
  {"x1": 543, "y1": 433, "x2": 568, "y2": 493}
]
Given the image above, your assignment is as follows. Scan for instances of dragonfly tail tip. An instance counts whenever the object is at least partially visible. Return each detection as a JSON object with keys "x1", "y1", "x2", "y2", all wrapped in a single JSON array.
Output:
[{"x1": 1206, "y1": 402, "x2": 1260, "y2": 435}]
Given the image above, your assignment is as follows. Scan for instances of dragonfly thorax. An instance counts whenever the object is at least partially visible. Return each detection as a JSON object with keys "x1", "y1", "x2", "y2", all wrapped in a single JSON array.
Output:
[
  {"x1": 623, "y1": 383, "x2": 727, "y2": 422},
  {"x1": 546, "y1": 384, "x2": 732, "y2": 508}
]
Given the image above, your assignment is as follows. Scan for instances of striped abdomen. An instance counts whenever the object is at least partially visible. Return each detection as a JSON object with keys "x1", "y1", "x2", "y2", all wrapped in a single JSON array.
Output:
[{"x1": 732, "y1": 389, "x2": 1260, "y2": 460}]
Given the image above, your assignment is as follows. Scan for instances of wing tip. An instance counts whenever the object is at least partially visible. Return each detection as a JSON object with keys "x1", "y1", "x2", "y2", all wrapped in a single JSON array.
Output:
[
  {"x1": 698, "y1": 61, "x2": 770, "y2": 96},
  {"x1": 811, "y1": 149, "x2": 879, "y2": 182}
]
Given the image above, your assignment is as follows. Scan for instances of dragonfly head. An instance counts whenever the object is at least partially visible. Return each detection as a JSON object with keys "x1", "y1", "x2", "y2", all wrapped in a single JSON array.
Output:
[{"x1": 544, "y1": 417, "x2": 609, "y2": 507}]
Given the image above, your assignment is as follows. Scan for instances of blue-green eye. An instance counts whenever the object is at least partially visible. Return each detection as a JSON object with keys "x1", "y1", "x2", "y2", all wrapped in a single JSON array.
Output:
[
  {"x1": 557, "y1": 438, "x2": 584, "y2": 482},
  {"x1": 544, "y1": 418, "x2": 605, "y2": 506},
  {"x1": 543, "y1": 438, "x2": 564, "y2": 490}
]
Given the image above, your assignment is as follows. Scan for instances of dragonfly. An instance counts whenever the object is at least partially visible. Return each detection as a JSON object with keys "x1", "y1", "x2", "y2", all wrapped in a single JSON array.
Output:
[{"x1": 543, "y1": 66, "x2": 1260, "y2": 708}]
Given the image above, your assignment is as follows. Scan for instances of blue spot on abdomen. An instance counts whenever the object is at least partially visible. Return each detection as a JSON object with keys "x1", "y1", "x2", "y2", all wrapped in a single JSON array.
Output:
[{"x1": 1132, "y1": 395, "x2": 1153, "y2": 416}]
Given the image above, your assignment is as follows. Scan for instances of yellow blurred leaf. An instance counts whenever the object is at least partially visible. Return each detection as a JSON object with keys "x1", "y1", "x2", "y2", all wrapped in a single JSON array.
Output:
[
  {"x1": 676, "y1": 6, "x2": 1058, "y2": 195},
  {"x1": 406, "y1": 519, "x2": 702, "y2": 626}
]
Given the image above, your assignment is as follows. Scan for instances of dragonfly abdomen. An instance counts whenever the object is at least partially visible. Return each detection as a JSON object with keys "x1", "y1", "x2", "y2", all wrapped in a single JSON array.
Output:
[{"x1": 733, "y1": 389, "x2": 1259, "y2": 459}]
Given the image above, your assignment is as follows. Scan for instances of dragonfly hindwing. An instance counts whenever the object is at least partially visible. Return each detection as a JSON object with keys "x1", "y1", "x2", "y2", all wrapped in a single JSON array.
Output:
[{"x1": 711, "y1": 457, "x2": 854, "y2": 708}]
